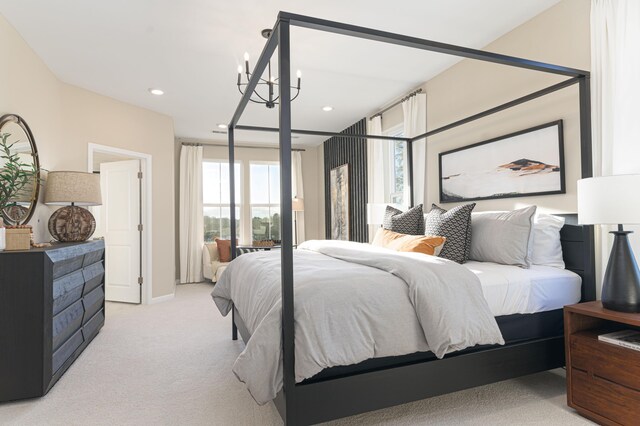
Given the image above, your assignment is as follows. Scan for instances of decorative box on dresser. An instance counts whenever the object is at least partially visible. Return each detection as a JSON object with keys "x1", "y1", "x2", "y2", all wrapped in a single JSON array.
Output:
[
  {"x1": 564, "y1": 301, "x2": 640, "y2": 425},
  {"x1": 0, "y1": 240, "x2": 105, "y2": 402}
]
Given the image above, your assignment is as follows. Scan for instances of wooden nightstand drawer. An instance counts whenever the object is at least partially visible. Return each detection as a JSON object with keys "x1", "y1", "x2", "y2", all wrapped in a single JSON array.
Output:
[
  {"x1": 571, "y1": 332, "x2": 640, "y2": 391},
  {"x1": 572, "y1": 368, "x2": 640, "y2": 424},
  {"x1": 565, "y1": 302, "x2": 640, "y2": 425}
]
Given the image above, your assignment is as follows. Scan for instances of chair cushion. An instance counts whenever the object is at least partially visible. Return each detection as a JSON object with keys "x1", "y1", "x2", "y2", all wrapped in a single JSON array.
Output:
[
  {"x1": 205, "y1": 243, "x2": 220, "y2": 262},
  {"x1": 215, "y1": 238, "x2": 231, "y2": 262}
]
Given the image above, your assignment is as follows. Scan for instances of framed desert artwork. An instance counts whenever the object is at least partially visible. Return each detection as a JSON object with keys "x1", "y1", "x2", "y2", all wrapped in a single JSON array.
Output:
[
  {"x1": 330, "y1": 164, "x2": 350, "y2": 240},
  {"x1": 439, "y1": 120, "x2": 565, "y2": 203}
]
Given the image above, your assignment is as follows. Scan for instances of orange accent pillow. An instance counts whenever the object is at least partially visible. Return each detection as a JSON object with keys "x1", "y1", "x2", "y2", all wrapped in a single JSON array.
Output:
[
  {"x1": 215, "y1": 238, "x2": 232, "y2": 262},
  {"x1": 372, "y1": 228, "x2": 446, "y2": 256}
]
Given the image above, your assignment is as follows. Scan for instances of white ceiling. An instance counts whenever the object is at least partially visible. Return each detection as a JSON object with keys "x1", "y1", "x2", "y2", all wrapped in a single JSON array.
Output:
[{"x1": 0, "y1": 0, "x2": 560, "y2": 146}]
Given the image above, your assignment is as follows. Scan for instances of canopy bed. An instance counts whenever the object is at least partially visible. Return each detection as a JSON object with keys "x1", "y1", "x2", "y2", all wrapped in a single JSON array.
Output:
[{"x1": 221, "y1": 12, "x2": 595, "y2": 425}]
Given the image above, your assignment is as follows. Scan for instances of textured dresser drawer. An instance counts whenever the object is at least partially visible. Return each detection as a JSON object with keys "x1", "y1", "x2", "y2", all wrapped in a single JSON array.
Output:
[
  {"x1": 82, "y1": 261, "x2": 104, "y2": 295},
  {"x1": 52, "y1": 329, "x2": 83, "y2": 374},
  {"x1": 83, "y1": 286, "x2": 104, "y2": 322},
  {"x1": 51, "y1": 255, "x2": 84, "y2": 280},
  {"x1": 571, "y1": 333, "x2": 640, "y2": 391},
  {"x1": 82, "y1": 248, "x2": 104, "y2": 267},
  {"x1": 52, "y1": 299, "x2": 84, "y2": 352},
  {"x1": 83, "y1": 309, "x2": 104, "y2": 340},
  {"x1": 52, "y1": 270, "x2": 85, "y2": 315},
  {"x1": 572, "y1": 368, "x2": 640, "y2": 423}
]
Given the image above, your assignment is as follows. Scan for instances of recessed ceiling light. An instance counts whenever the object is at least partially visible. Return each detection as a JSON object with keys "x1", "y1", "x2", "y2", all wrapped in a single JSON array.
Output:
[
  {"x1": 148, "y1": 88, "x2": 164, "y2": 96},
  {"x1": 217, "y1": 123, "x2": 228, "y2": 129},
  {"x1": 322, "y1": 106, "x2": 333, "y2": 112}
]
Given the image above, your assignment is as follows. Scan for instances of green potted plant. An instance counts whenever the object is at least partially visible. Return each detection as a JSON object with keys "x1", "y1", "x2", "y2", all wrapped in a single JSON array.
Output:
[{"x1": 0, "y1": 132, "x2": 40, "y2": 250}]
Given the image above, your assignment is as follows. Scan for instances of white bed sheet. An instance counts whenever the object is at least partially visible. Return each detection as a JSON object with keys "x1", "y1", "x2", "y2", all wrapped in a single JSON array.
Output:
[{"x1": 463, "y1": 261, "x2": 582, "y2": 317}]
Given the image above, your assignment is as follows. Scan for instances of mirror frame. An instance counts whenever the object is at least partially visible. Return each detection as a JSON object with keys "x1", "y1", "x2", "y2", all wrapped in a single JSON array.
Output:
[{"x1": 0, "y1": 113, "x2": 40, "y2": 225}]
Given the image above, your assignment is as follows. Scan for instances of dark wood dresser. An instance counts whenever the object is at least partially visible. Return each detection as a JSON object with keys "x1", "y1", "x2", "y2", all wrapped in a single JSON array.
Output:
[
  {"x1": 565, "y1": 301, "x2": 640, "y2": 425},
  {"x1": 0, "y1": 240, "x2": 105, "y2": 402}
]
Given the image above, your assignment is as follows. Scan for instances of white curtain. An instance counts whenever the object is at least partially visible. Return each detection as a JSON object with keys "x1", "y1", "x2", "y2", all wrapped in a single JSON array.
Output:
[
  {"x1": 402, "y1": 93, "x2": 427, "y2": 206},
  {"x1": 179, "y1": 145, "x2": 204, "y2": 284},
  {"x1": 591, "y1": 0, "x2": 640, "y2": 293},
  {"x1": 367, "y1": 116, "x2": 385, "y2": 242},
  {"x1": 367, "y1": 116, "x2": 386, "y2": 204},
  {"x1": 292, "y1": 151, "x2": 305, "y2": 243}
]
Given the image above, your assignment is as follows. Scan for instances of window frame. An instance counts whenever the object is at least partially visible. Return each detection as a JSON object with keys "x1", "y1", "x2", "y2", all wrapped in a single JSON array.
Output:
[
  {"x1": 384, "y1": 124, "x2": 407, "y2": 206},
  {"x1": 202, "y1": 159, "x2": 242, "y2": 242},
  {"x1": 249, "y1": 161, "x2": 281, "y2": 242}
]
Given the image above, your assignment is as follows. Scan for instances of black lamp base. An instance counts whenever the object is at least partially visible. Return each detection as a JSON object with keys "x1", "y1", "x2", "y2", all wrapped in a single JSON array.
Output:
[{"x1": 602, "y1": 227, "x2": 640, "y2": 313}]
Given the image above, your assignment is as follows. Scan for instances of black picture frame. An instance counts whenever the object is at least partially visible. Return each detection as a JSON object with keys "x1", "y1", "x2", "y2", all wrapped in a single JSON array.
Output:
[{"x1": 439, "y1": 120, "x2": 565, "y2": 203}]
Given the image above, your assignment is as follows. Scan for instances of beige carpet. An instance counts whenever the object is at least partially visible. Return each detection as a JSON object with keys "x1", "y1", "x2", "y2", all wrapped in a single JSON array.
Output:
[{"x1": 0, "y1": 284, "x2": 593, "y2": 425}]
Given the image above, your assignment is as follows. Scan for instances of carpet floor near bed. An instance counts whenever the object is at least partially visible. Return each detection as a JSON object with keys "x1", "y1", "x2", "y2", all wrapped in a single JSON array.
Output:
[{"x1": 0, "y1": 283, "x2": 593, "y2": 426}]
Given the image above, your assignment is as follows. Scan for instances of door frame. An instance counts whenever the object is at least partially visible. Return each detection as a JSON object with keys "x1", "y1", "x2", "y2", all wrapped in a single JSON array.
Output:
[{"x1": 88, "y1": 143, "x2": 153, "y2": 305}]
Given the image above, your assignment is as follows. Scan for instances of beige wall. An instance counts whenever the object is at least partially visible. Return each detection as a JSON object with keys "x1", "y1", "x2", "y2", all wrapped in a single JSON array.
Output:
[
  {"x1": 0, "y1": 14, "x2": 176, "y2": 299},
  {"x1": 380, "y1": 0, "x2": 590, "y2": 213}
]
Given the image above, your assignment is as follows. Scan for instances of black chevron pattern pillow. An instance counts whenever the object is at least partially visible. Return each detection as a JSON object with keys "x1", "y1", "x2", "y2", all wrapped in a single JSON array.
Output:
[
  {"x1": 425, "y1": 203, "x2": 476, "y2": 263},
  {"x1": 383, "y1": 204, "x2": 424, "y2": 235}
]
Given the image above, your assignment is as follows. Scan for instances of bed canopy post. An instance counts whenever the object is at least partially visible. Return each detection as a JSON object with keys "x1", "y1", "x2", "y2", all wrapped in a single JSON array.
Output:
[
  {"x1": 578, "y1": 76, "x2": 593, "y2": 179},
  {"x1": 277, "y1": 18, "x2": 297, "y2": 424},
  {"x1": 228, "y1": 126, "x2": 238, "y2": 260},
  {"x1": 407, "y1": 140, "x2": 415, "y2": 207},
  {"x1": 578, "y1": 75, "x2": 596, "y2": 303},
  {"x1": 228, "y1": 126, "x2": 239, "y2": 341}
]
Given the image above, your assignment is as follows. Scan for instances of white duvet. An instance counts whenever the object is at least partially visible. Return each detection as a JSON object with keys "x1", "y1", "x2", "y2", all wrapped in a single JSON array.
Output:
[{"x1": 211, "y1": 240, "x2": 504, "y2": 405}]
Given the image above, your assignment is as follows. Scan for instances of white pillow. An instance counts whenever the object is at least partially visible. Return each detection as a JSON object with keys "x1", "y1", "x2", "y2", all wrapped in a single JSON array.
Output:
[
  {"x1": 530, "y1": 214, "x2": 565, "y2": 269},
  {"x1": 469, "y1": 206, "x2": 537, "y2": 268}
]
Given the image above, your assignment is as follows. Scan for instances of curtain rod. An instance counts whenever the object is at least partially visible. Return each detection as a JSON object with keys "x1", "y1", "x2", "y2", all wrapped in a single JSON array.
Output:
[
  {"x1": 370, "y1": 88, "x2": 423, "y2": 120},
  {"x1": 180, "y1": 141, "x2": 305, "y2": 152}
]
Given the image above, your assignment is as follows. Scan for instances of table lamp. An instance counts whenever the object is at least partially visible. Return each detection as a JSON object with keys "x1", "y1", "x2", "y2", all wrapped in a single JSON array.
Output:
[
  {"x1": 292, "y1": 197, "x2": 304, "y2": 245},
  {"x1": 44, "y1": 171, "x2": 102, "y2": 242},
  {"x1": 578, "y1": 175, "x2": 640, "y2": 312}
]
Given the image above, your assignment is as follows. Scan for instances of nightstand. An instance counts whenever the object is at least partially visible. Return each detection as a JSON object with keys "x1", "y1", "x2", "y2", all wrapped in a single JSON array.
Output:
[{"x1": 564, "y1": 301, "x2": 640, "y2": 425}]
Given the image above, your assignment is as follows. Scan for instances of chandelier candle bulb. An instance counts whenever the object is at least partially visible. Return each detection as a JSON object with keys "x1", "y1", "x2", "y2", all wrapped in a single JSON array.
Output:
[{"x1": 236, "y1": 30, "x2": 301, "y2": 109}]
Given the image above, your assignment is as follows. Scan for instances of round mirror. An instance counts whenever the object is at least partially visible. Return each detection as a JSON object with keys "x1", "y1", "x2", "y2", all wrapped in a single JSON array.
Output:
[{"x1": 0, "y1": 114, "x2": 40, "y2": 225}]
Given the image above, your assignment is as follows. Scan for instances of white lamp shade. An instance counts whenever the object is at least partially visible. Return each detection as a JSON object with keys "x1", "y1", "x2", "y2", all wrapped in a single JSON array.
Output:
[
  {"x1": 44, "y1": 171, "x2": 102, "y2": 206},
  {"x1": 367, "y1": 203, "x2": 387, "y2": 225},
  {"x1": 577, "y1": 175, "x2": 640, "y2": 225},
  {"x1": 292, "y1": 197, "x2": 305, "y2": 212}
]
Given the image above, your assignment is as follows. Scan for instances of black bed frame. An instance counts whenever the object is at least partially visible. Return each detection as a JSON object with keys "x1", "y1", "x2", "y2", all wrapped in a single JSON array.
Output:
[{"x1": 226, "y1": 12, "x2": 595, "y2": 425}]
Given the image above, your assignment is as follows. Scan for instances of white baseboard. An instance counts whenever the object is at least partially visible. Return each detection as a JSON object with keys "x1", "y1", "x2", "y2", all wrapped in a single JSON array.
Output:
[{"x1": 149, "y1": 293, "x2": 175, "y2": 304}]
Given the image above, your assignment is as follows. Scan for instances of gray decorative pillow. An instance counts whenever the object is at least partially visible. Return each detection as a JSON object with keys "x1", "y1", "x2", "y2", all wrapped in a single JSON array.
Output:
[
  {"x1": 469, "y1": 206, "x2": 537, "y2": 268},
  {"x1": 383, "y1": 204, "x2": 424, "y2": 235},
  {"x1": 425, "y1": 203, "x2": 475, "y2": 263}
]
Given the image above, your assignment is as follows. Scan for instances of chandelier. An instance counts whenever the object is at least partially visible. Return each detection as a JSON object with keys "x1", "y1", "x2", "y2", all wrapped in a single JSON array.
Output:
[{"x1": 236, "y1": 29, "x2": 301, "y2": 109}]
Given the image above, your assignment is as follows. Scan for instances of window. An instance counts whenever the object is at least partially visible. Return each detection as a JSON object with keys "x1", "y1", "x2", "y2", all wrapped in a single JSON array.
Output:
[
  {"x1": 250, "y1": 162, "x2": 280, "y2": 242},
  {"x1": 386, "y1": 127, "x2": 406, "y2": 206},
  {"x1": 203, "y1": 161, "x2": 240, "y2": 242}
]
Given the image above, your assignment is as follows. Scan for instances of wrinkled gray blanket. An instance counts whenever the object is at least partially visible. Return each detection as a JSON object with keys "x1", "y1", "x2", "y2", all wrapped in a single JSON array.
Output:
[{"x1": 212, "y1": 240, "x2": 503, "y2": 404}]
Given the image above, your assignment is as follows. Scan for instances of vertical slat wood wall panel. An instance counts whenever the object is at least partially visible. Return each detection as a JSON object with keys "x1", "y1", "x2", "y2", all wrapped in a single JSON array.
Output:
[{"x1": 322, "y1": 119, "x2": 368, "y2": 242}]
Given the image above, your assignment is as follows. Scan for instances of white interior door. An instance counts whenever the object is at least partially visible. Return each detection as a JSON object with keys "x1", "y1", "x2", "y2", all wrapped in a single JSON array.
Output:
[{"x1": 100, "y1": 160, "x2": 142, "y2": 303}]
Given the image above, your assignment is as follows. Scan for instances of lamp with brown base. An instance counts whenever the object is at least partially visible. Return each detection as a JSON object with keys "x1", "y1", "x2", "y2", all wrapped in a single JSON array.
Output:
[{"x1": 44, "y1": 171, "x2": 102, "y2": 242}]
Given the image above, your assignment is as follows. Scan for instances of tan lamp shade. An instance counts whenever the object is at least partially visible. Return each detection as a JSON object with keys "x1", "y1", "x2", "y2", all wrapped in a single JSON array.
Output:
[
  {"x1": 44, "y1": 171, "x2": 102, "y2": 206},
  {"x1": 292, "y1": 197, "x2": 305, "y2": 212}
]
